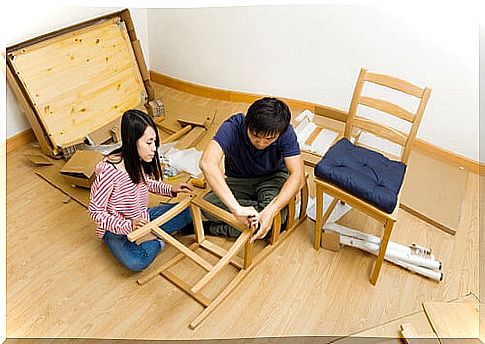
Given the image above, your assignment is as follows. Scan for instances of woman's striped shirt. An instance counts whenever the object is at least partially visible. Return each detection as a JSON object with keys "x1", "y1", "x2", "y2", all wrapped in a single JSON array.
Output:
[{"x1": 88, "y1": 161, "x2": 173, "y2": 238}]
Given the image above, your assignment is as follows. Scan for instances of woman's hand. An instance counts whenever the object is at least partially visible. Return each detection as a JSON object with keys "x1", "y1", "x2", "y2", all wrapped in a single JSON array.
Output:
[
  {"x1": 131, "y1": 217, "x2": 148, "y2": 230},
  {"x1": 171, "y1": 183, "x2": 193, "y2": 195},
  {"x1": 135, "y1": 233, "x2": 158, "y2": 245}
]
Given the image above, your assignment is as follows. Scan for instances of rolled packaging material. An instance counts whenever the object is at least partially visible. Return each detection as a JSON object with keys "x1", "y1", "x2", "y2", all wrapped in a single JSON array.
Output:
[
  {"x1": 325, "y1": 223, "x2": 441, "y2": 271},
  {"x1": 328, "y1": 224, "x2": 443, "y2": 282}
]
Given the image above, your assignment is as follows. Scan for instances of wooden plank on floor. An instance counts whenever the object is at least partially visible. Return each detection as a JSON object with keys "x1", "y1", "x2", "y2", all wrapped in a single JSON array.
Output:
[{"x1": 422, "y1": 302, "x2": 479, "y2": 339}]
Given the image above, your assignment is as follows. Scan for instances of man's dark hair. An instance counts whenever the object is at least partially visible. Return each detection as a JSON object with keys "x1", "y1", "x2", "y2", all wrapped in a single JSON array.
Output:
[
  {"x1": 111, "y1": 109, "x2": 162, "y2": 184},
  {"x1": 245, "y1": 97, "x2": 291, "y2": 136}
]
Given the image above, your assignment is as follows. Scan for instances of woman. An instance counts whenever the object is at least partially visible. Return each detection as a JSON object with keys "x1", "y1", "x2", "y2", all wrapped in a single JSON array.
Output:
[{"x1": 88, "y1": 109, "x2": 193, "y2": 272}]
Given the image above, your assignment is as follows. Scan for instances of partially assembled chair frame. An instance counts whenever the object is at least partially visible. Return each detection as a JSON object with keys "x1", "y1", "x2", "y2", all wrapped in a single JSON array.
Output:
[
  {"x1": 127, "y1": 177, "x2": 308, "y2": 329},
  {"x1": 313, "y1": 68, "x2": 431, "y2": 285}
]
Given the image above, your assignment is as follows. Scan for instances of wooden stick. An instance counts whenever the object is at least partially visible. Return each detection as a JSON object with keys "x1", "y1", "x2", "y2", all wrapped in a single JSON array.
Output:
[
  {"x1": 136, "y1": 243, "x2": 199, "y2": 285},
  {"x1": 244, "y1": 240, "x2": 253, "y2": 269},
  {"x1": 370, "y1": 219, "x2": 395, "y2": 285},
  {"x1": 191, "y1": 197, "x2": 247, "y2": 232},
  {"x1": 199, "y1": 240, "x2": 244, "y2": 269},
  {"x1": 191, "y1": 230, "x2": 251, "y2": 293},
  {"x1": 151, "y1": 226, "x2": 214, "y2": 272},
  {"x1": 189, "y1": 269, "x2": 249, "y2": 329},
  {"x1": 270, "y1": 212, "x2": 282, "y2": 245},
  {"x1": 160, "y1": 270, "x2": 211, "y2": 307},
  {"x1": 286, "y1": 197, "x2": 296, "y2": 232},
  {"x1": 127, "y1": 196, "x2": 193, "y2": 242},
  {"x1": 160, "y1": 125, "x2": 192, "y2": 144},
  {"x1": 190, "y1": 203, "x2": 205, "y2": 243}
]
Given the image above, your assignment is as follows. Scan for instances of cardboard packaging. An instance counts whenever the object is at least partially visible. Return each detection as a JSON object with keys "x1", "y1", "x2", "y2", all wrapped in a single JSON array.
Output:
[
  {"x1": 6, "y1": 9, "x2": 154, "y2": 158},
  {"x1": 60, "y1": 150, "x2": 104, "y2": 188}
]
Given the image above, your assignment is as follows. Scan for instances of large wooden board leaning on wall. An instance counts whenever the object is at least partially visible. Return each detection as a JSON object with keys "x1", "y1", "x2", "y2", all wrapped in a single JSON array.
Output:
[
  {"x1": 400, "y1": 150, "x2": 468, "y2": 235},
  {"x1": 6, "y1": 9, "x2": 151, "y2": 157}
]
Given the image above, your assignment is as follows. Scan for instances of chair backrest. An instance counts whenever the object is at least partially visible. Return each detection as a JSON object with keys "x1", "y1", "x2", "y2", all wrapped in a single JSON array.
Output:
[{"x1": 344, "y1": 68, "x2": 431, "y2": 165}]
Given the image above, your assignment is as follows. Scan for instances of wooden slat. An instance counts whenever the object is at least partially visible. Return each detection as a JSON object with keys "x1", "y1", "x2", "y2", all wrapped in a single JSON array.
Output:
[
  {"x1": 402, "y1": 87, "x2": 431, "y2": 164},
  {"x1": 199, "y1": 240, "x2": 244, "y2": 269},
  {"x1": 244, "y1": 240, "x2": 253, "y2": 269},
  {"x1": 160, "y1": 125, "x2": 192, "y2": 144},
  {"x1": 190, "y1": 203, "x2": 205, "y2": 244},
  {"x1": 191, "y1": 230, "x2": 251, "y2": 293},
  {"x1": 270, "y1": 212, "x2": 282, "y2": 245},
  {"x1": 304, "y1": 127, "x2": 323, "y2": 146},
  {"x1": 127, "y1": 197, "x2": 193, "y2": 241},
  {"x1": 151, "y1": 226, "x2": 214, "y2": 272},
  {"x1": 400, "y1": 323, "x2": 440, "y2": 344},
  {"x1": 191, "y1": 197, "x2": 248, "y2": 233},
  {"x1": 189, "y1": 269, "x2": 249, "y2": 329},
  {"x1": 160, "y1": 270, "x2": 211, "y2": 307},
  {"x1": 175, "y1": 126, "x2": 207, "y2": 150},
  {"x1": 136, "y1": 242, "x2": 199, "y2": 286},
  {"x1": 359, "y1": 96, "x2": 415, "y2": 122},
  {"x1": 286, "y1": 197, "x2": 296, "y2": 230},
  {"x1": 370, "y1": 219, "x2": 395, "y2": 285},
  {"x1": 364, "y1": 71, "x2": 424, "y2": 98},
  {"x1": 344, "y1": 68, "x2": 367, "y2": 139},
  {"x1": 352, "y1": 117, "x2": 407, "y2": 146},
  {"x1": 299, "y1": 175, "x2": 309, "y2": 221}
]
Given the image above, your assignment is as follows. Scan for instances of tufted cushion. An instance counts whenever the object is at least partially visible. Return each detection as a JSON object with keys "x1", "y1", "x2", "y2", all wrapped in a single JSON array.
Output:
[{"x1": 314, "y1": 138, "x2": 406, "y2": 213}]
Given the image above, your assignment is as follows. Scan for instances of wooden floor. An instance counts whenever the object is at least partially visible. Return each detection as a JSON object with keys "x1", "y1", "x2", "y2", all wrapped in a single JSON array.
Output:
[{"x1": 6, "y1": 84, "x2": 480, "y2": 340}]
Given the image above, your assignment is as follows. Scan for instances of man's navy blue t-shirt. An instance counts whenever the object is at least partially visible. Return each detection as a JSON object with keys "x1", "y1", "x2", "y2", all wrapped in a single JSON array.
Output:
[{"x1": 213, "y1": 113, "x2": 301, "y2": 178}]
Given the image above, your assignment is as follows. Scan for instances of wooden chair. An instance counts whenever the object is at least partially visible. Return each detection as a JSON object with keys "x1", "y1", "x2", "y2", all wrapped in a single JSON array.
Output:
[
  {"x1": 313, "y1": 68, "x2": 431, "y2": 285},
  {"x1": 127, "y1": 176, "x2": 308, "y2": 328}
]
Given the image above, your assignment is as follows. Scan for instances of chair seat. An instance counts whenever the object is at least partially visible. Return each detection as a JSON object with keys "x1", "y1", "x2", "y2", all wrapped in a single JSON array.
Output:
[{"x1": 314, "y1": 138, "x2": 406, "y2": 213}]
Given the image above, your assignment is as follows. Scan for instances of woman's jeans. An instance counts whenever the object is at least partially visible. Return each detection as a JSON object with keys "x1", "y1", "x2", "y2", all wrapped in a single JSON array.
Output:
[{"x1": 103, "y1": 203, "x2": 192, "y2": 272}]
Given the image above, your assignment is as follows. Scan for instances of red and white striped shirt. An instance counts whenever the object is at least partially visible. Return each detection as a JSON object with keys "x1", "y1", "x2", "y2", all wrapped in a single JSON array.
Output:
[{"x1": 88, "y1": 161, "x2": 174, "y2": 238}]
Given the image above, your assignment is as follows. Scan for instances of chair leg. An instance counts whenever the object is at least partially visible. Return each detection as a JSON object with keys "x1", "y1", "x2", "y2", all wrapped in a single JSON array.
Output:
[
  {"x1": 370, "y1": 219, "x2": 395, "y2": 285},
  {"x1": 314, "y1": 188, "x2": 338, "y2": 250},
  {"x1": 314, "y1": 185, "x2": 324, "y2": 250}
]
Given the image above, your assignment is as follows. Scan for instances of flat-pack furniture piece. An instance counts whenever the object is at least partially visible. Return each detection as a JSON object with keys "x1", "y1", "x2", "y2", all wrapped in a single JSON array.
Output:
[
  {"x1": 127, "y1": 178, "x2": 308, "y2": 329},
  {"x1": 313, "y1": 68, "x2": 431, "y2": 285},
  {"x1": 6, "y1": 9, "x2": 154, "y2": 158}
]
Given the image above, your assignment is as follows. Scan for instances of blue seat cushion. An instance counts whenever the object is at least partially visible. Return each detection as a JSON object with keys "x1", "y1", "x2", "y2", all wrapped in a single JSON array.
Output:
[{"x1": 314, "y1": 138, "x2": 406, "y2": 213}]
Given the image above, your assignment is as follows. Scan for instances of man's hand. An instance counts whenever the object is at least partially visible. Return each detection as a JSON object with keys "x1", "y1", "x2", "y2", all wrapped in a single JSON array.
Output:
[
  {"x1": 250, "y1": 207, "x2": 277, "y2": 243},
  {"x1": 233, "y1": 205, "x2": 259, "y2": 229}
]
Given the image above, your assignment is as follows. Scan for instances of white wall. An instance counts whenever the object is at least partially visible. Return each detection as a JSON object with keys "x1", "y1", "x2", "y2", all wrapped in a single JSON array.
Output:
[
  {"x1": 2, "y1": 6, "x2": 150, "y2": 139},
  {"x1": 480, "y1": 22, "x2": 485, "y2": 164},
  {"x1": 147, "y1": 4, "x2": 479, "y2": 161}
]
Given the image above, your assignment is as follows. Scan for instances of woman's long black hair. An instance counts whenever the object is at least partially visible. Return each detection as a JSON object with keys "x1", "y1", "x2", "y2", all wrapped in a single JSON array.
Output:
[{"x1": 110, "y1": 109, "x2": 162, "y2": 184}]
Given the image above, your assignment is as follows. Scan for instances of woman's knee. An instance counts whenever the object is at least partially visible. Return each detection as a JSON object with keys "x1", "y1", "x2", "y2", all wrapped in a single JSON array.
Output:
[{"x1": 124, "y1": 240, "x2": 162, "y2": 272}]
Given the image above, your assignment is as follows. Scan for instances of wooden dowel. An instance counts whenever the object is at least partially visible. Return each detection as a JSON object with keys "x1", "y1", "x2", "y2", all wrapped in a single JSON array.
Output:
[
  {"x1": 191, "y1": 230, "x2": 251, "y2": 293},
  {"x1": 151, "y1": 226, "x2": 214, "y2": 272},
  {"x1": 191, "y1": 196, "x2": 247, "y2": 233},
  {"x1": 127, "y1": 196, "x2": 192, "y2": 242},
  {"x1": 136, "y1": 243, "x2": 199, "y2": 285}
]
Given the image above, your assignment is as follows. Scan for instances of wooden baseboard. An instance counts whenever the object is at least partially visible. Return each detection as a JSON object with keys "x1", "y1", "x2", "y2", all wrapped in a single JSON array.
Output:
[
  {"x1": 6, "y1": 128, "x2": 36, "y2": 153},
  {"x1": 150, "y1": 70, "x2": 483, "y2": 175},
  {"x1": 150, "y1": 71, "x2": 348, "y2": 122}
]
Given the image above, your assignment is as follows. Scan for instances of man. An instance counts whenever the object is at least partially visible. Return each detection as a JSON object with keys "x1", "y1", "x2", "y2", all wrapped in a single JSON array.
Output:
[{"x1": 199, "y1": 97, "x2": 305, "y2": 242}]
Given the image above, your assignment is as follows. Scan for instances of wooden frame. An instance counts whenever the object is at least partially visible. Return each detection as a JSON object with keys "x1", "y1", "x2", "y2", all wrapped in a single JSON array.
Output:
[
  {"x1": 127, "y1": 177, "x2": 308, "y2": 329},
  {"x1": 313, "y1": 68, "x2": 431, "y2": 285},
  {"x1": 5, "y1": 9, "x2": 152, "y2": 158}
]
